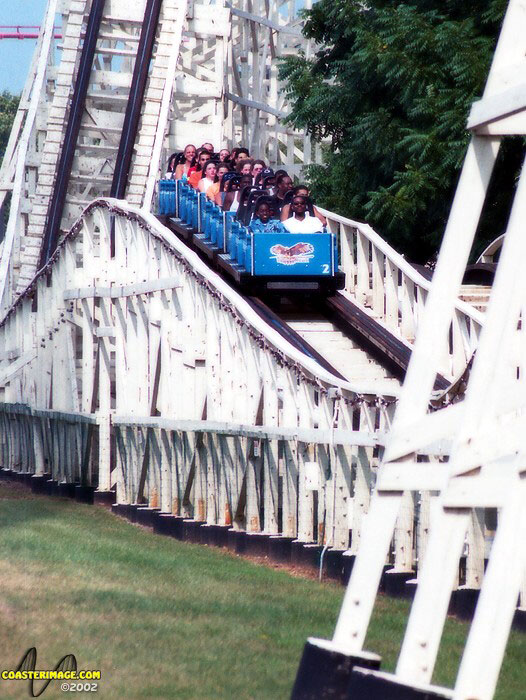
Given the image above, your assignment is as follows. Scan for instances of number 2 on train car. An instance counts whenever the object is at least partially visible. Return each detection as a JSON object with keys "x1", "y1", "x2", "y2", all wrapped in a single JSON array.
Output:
[{"x1": 252, "y1": 233, "x2": 334, "y2": 276}]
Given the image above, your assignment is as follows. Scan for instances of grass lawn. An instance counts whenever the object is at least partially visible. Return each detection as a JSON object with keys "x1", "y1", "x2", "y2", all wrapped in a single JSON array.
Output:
[{"x1": 0, "y1": 481, "x2": 524, "y2": 699}]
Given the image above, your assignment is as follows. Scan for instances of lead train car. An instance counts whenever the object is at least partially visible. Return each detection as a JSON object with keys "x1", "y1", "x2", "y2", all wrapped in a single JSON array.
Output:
[{"x1": 158, "y1": 180, "x2": 345, "y2": 295}]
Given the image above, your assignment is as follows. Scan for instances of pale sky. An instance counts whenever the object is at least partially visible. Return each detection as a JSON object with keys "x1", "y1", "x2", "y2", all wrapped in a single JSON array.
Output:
[
  {"x1": 0, "y1": 0, "x2": 308, "y2": 94},
  {"x1": 0, "y1": 0, "x2": 48, "y2": 94}
]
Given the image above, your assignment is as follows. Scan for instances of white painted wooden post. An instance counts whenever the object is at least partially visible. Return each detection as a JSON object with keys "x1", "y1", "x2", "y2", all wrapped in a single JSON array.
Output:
[
  {"x1": 371, "y1": 248, "x2": 385, "y2": 318},
  {"x1": 520, "y1": 571, "x2": 526, "y2": 611},
  {"x1": 297, "y1": 383, "x2": 317, "y2": 543},
  {"x1": 32, "y1": 417, "x2": 46, "y2": 476},
  {"x1": 194, "y1": 432, "x2": 207, "y2": 523},
  {"x1": 262, "y1": 351, "x2": 279, "y2": 535},
  {"x1": 280, "y1": 369, "x2": 299, "y2": 538},
  {"x1": 97, "y1": 210, "x2": 112, "y2": 492},
  {"x1": 203, "y1": 430, "x2": 216, "y2": 524},
  {"x1": 339, "y1": 223, "x2": 355, "y2": 295},
  {"x1": 400, "y1": 275, "x2": 416, "y2": 342},
  {"x1": 356, "y1": 231, "x2": 369, "y2": 306},
  {"x1": 385, "y1": 259, "x2": 399, "y2": 329},
  {"x1": 349, "y1": 440, "x2": 371, "y2": 556},
  {"x1": 297, "y1": 442, "x2": 315, "y2": 543},
  {"x1": 465, "y1": 508, "x2": 485, "y2": 590},
  {"x1": 332, "y1": 441, "x2": 352, "y2": 551},
  {"x1": 455, "y1": 486, "x2": 526, "y2": 700},
  {"x1": 160, "y1": 429, "x2": 173, "y2": 513},
  {"x1": 246, "y1": 439, "x2": 262, "y2": 533},
  {"x1": 392, "y1": 490, "x2": 415, "y2": 572}
]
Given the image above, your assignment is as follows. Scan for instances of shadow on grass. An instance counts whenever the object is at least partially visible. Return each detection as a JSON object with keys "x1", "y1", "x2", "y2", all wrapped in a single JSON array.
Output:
[{"x1": 0, "y1": 487, "x2": 74, "y2": 529}]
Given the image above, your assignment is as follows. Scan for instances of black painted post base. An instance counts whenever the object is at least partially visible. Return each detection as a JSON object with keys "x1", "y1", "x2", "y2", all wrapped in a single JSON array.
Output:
[
  {"x1": 382, "y1": 570, "x2": 416, "y2": 598},
  {"x1": 347, "y1": 668, "x2": 453, "y2": 699},
  {"x1": 57, "y1": 482, "x2": 77, "y2": 499},
  {"x1": 342, "y1": 552, "x2": 356, "y2": 585},
  {"x1": 450, "y1": 587, "x2": 480, "y2": 620},
  {"x1": 231, "y1": 529, "x2": 247, "y2": 553},
  {"x1": 30, "y1": 474, "x2": 52, "y2": 494},
  {"x1": 292, "y1": 541, "x2": 324, "y2": 570},
  {"x1": 46, "y1": 479, "x2": 58, "y2": 496},
  {"x1": 111, "y1": 503, "x2": 129, "y2": 518},
  {"x1": 214, "y1": 525, "x2": 232, "y2": 548},
  {"x1": 268, "y1": 536, "x2": 294, "y2": 563},
  {"x1": 291, "y1": 540, "x2": 309, "y2": 565},
  {"x1": 291, "y1": 638, "x2": 381, "y2": 700},
  {"x1": 244, "y1": 532, "x2": 270, "y2": 557},
  {"x1": 513, "y1": 608, "x2": 526, "y2": 632},
  {"x1": 135, "y1": 507, "x2": 160, "y2": 528},
  {"x1": 227, "y1": 528, "x2": 242, "y2": 552},
  {"x1": 75, "y1": 485, "x2": 95, "y2": 504},
  {"x1": 153, "y1": 514, "x2": 185, "y2": 539},
  {"x1": 301, "y1": 543, "x2": 324, "y2": 571},
  {"x1": 126, "y1": 504, "x2": 141, "y2": 523},
  {"x1": 182, "y1": 520, "x2": 205, "y2": 543},
  {"x1": 322, "y1": 549, "x2": 345, "y2": 582},
  {"x1": 93, "y1": 490, "x2": 116, "y2": 507},
  {"x1": 200, "y1": 524, "x2": 230, "y2": 547},
  {"x1": 112, "y1": 504, "x2": 138, "y2": 522}
]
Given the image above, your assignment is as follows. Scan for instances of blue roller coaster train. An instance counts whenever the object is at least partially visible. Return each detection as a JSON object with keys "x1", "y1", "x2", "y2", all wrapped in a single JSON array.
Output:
[{"x1": 158, "y1": 178, "x2": 345, "y2": 295}]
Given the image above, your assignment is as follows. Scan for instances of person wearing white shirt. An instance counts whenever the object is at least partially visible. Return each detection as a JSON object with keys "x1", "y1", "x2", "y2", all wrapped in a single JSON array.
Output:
[{"x1": 283, "y1": 196, "x2": 324, "y2": 233}]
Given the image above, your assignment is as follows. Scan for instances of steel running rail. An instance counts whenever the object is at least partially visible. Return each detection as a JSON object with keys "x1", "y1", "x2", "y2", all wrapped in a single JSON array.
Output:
[
  {"x1": 39, "y1": 0, "x2": 107, "y2": 267},
  {"x1": 110, "y1": 0, "x2": 164, "y2": 200},
  {"x1": 162, "y1": 214, "x2": 448, "y2": 395}
]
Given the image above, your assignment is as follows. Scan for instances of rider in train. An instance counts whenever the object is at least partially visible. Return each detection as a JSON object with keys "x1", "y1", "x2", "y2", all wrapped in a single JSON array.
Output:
[{"x1": 249, "y1": 198, "x2": 285, "y2": 233}]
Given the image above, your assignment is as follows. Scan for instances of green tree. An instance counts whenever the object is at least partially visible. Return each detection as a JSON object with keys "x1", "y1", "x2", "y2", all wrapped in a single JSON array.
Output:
[
  {"x1": 0, "y1": 91, "x2": 19, "y2": 236},
  {"x1": 0, "y1": 91, "x2": 19, "y2": 162},
  {"x1": 280, "y1": 0, "x2": 514, "y2": 263}
]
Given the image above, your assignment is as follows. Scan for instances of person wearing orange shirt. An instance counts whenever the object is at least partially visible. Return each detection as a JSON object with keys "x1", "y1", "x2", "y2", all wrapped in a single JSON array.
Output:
[
  {"x1": 206, "y1": 163, "x2": 231, "y2": 201},
  {"x1": 188, "y1": 150, "x2": 212, "y2": 189}
]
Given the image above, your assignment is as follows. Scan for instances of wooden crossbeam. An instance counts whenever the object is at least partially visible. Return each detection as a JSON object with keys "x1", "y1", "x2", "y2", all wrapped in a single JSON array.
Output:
[
  {"x1": 113, "y1": 416, "x2": 383, "y2": 447},
  {"x1": 468, "y1": 85, "x2": 526, "y2": 132},
  {"x1": 63, "y1": 276, "x2": 182, "y2": 300},
  {"x1": 0, "y1": 349, "x2": 37, "y2": 387}
]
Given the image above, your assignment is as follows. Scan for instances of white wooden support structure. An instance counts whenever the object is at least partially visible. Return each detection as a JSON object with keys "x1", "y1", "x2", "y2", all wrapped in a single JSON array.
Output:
[
  {"x1": 221, "y1": 0, "x2": 318, "y2": 177},
  {"x1": 0, "y1": 199, "x2": 401, "y2": 553},
  {"x1": 293, "y1": 3, "x2": 526, "y2": 699},
  {"x1": 0, "y1": 0, "x2": 61, "y2": 311}
]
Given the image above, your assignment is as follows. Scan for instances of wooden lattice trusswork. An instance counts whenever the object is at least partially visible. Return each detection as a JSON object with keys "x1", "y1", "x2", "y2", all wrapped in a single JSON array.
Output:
[
  {"x1": 0, "y1": 0, "x2": 62, "y2": 309},
  {"x1": 0, "y1": 1, "x2": 315, "y2": 309},
  {"x1": 222, "y1": 0, "x2": 319, "y2": 177},
  {"x1": 0, "y1": 193, "x2": 501, "y2": 605},
  {"x1": 0, "y1": 200, "x2": 398, "y2": 551},
  {"x1": 294, "y1": 1, "x2": 526, "y2": 698}
]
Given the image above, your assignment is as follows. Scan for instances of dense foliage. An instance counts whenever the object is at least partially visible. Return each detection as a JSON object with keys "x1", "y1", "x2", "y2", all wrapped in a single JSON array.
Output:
[
  {"x1": 0, "y1": 92, "x2": 19, "y2": 233},
  {"x1": 280, "y1": 0, "x2": 517, "y2": 262},
  {"x1": 0, "y1": 91, "x2": 19, "y2": 161}
]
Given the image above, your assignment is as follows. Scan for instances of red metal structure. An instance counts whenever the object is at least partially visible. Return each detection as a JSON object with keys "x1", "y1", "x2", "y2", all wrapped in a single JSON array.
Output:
[{"x1": 0, "y1": 26, "x2": 61, "y2": 40}]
